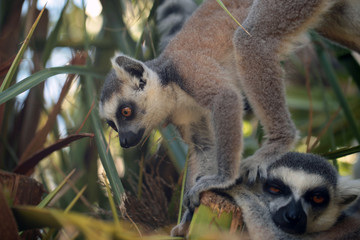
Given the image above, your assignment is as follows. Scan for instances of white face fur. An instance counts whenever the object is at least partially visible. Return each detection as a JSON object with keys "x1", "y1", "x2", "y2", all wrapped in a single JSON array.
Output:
[{"x1": 267, "y1": 167, "x2": 341, "y2": 233}]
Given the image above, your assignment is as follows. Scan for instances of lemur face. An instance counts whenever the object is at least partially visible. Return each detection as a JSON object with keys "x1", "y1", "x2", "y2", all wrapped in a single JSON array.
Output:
[
  {"x1": 264, "y1": 168, "x2": 333, "y2": 234},
  {"x1": 264, "y1": 152, "x2": 359, "y2": 234},
  {"x1": 99, "y1": 55, "x2": 175, "y2": 148}
]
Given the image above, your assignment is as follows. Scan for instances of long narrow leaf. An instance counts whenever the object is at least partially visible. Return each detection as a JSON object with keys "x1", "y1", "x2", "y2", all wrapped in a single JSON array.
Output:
[
  {"x1": 338, "y1": 52, "x2": 360, "y2": 91},
  {"x1": 0, "y1": 4, "x2": 47, "y2": 92},
  {"x1": 83, "y1": 75, "x2": 126, "y2": 209},
  {"x1": 37, "y1": 169, "x2": 76, "y2": 208},
  {"x1": 0, "y1": 66, "x2": 103, "y2": 104},
  {"x1": 103, "y1": 173, "x2": 119, "y2": 225},
  {"x1": 160, "y1": 125, "x2": 188, "y2": 171},
  {"x1": 313, "y1": 34, "x2": 360, "y2": 143},
  {"x1": 177, "y1": 155, "x2": 188, "y2": 225},
  {"x1": 65, "y1": 186, "x2": 87, "y2": 213},
  {"x1": 321, "y1": 145, "x2": 360, "y2": 159},
  {"x1": 215, "y1": 0, "x2": 250, "y2": 36},
  {"x1": 13, "y1": 133, "x2": 94, "y2": 175}
]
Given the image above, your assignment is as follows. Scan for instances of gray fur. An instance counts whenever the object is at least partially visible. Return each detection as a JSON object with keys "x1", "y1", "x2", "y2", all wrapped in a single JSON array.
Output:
[
  {"x1": 145, "y1": 57, "x2": 186, "y2": 90},
  {"x1": 100, "y1": 70, "x2": 122, "y2": 103},
  {"x1": 269, "y1": 152, "x2": 338, "y2": 186},
  {"x1": 226, "y1": 153, "x2": 360, "y2": 239},
  {"x1": 99, "y1": 0, "x2": 360, "y2": 236},
  {"x1": 156, "y1": 0, "x2": 197, "y2": 51}
]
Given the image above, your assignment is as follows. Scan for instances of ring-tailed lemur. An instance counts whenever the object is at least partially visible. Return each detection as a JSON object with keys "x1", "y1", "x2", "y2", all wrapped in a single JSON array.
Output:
[
  {"x1": 99, "y1": 0, "x2": 360, "y2": 236},
  {"x1": 226, "y1": 152, "x2": 360, "y2": 240}
]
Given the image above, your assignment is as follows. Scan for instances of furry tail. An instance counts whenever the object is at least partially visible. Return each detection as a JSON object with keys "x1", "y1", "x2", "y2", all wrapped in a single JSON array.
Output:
[{"x1": 156, "y1": 0, "x2": 197, "y2": 51}]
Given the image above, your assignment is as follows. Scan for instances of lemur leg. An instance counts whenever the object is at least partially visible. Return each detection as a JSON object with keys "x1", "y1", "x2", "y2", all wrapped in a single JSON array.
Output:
[
  {"x1": 234, "y1": 0, "x2": 332, "y2": 183},
  {"x1": 172, "y1": 117, "x2": 217, "y2": 236},
  {"x1": 184, "y1": 86, "x2": 243, "y2": 210}
]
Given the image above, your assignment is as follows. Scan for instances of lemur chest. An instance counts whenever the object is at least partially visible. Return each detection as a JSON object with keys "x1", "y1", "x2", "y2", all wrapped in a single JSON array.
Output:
[{"x1": 170, "y1": 86, "x2": 209, "y2": 130}]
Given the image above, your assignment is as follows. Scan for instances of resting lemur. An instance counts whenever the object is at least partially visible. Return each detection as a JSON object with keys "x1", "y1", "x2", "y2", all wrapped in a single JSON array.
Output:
[
  {"x1": 99, "y1": 0, "x2": 360, "y2": 236},
  {"x1": 226, "y1": 152, "x2": 360, "y2": 240}
]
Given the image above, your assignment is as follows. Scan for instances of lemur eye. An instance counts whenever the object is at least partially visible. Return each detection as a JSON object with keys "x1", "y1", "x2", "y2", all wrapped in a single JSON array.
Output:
[
  {"x1": 121, "y1": 107, "x2": 132, "y2": 117},
  {"x1": 269, "y1": 186, "x2": 281, "y2": 194},
  {"x1": 264, "y1": 179, "x2": 289, "y2": 196},
  {"x1": 305, "y1": 188, "x2": 329, "y2": 207},
  {"x1": 106, "y1": 120, "x2": 118, "y2": 132},
  {"x1": 311, "y1": 195, "x2": 325, "y2": 204}
]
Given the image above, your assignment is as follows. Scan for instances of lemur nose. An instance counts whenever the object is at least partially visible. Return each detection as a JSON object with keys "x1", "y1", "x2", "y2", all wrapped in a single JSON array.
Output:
[
  {"x1": 119, "y1": 129, "x2": 145, "y2": 148},
  {"x1": 120, "y1": 137, "x2": 129, "y2": 148},
  {"x1": 284, "y1": 209, "x2": 302, "y2": 223}
]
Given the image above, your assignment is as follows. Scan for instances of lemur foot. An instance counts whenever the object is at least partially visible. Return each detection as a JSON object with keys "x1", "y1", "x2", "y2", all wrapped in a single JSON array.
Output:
[
  {"x1": 184, "y1": 175, "x2": 234, "y2": 211},
  {"x1": 240, "y1": 150, "x2": 285, "y2": 185},
  {"x1": 240, "y1": 131, "x2": 298, "y2": 184},
  {"x1": 170, "y1": 210, "x2": 192, "y2": 237}
]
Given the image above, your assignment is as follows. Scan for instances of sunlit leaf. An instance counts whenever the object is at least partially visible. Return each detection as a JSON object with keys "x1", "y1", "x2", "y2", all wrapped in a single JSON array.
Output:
[{"x1": 0, "y1": 66, "x2": 103, "y2": 104}]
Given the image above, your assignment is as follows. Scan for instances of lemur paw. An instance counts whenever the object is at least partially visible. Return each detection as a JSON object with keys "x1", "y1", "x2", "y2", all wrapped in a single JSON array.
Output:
[
  {"x1": 171, "y1": 222, "x2": 189, "y2": 237},
  {"x1": 240, "y1": 153, "x2": 283, "y2": 185},
  {"x1": 170, "y1": 210, "x2": 192, "y2": 237},
  {"x1": 184, "y1": 175, "x2": 232, "y2": 210}
]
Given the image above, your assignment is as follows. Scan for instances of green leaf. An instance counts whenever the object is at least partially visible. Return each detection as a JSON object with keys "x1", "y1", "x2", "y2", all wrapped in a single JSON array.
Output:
[
  {"x1": 321, "y1": 145, "x2": 360, "y2": 159},
  {"x1": 82, "y1": 74, "x2": 126, "y2": 208},
  {"x1": 37, "y1": 169, "x2": 76, "y2": 208},
  {"x1": 160, "y1": 125, "x2": 188, "y2": 171},
  {"x1": 0, "y1": 66, "x2": 103, "y2": 104},
  {"x1": 215, "y1": 0, "x2": 250, "y2": 36},
  {"x1": 188, "y1": 204, "x2": 233, "y2": 239},
  {"x1": 313, "y1": 33, "x2": 360, "y2": 143}
]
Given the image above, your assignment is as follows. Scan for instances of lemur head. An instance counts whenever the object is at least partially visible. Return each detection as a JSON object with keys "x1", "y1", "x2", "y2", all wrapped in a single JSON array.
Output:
[
  {"x1": 99, "y1": 54, "x2": 175, "y2": 148},
  {"x1": 230, "y1": 152, "x2": 360, "y2": 235},
  {"x1": 264, "y1": 152, "x2": 360, "y2": 234}
]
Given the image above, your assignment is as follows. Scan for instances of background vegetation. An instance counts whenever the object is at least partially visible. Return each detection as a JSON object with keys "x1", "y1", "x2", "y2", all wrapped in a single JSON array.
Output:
[{"x1": 0, "y1": 0, "x2": 359, "y2": 239}]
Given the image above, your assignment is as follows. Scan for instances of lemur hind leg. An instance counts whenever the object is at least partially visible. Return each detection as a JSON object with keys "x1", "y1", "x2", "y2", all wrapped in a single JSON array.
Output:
[{"x1": 234, "y1": 0, "x2": 333, "y2": 183}]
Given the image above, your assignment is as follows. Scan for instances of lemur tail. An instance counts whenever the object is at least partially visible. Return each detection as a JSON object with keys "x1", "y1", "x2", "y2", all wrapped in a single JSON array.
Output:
[{"x1": 156, "y1": 0, "x2": 197, "y2": 51}]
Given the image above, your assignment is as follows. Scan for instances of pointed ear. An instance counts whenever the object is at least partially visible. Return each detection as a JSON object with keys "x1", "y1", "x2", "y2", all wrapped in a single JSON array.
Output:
[
  {"x1": 337, "y1": 177, "x2": 360, "y2": 209},
  {"x1": 111, "y1": 55, "x2": 145, "y2": 80}
]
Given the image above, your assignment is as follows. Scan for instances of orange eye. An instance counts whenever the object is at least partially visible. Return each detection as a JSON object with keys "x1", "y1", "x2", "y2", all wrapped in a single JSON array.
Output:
[
  {"x1": 269, "y1": 186, "x2": 281, "y2": 193},
  {"x1": 121, "y1": 107, "x2": 132, "y2": 117},
  {"x1": 312, "y1": 195, "x2": 324, "y2": 204}
]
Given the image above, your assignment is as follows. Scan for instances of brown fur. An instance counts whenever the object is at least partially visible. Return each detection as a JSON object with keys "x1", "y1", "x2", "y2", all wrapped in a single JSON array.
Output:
[{"x1": 99, "y1": 0, "x2": 360, "y2": 237}]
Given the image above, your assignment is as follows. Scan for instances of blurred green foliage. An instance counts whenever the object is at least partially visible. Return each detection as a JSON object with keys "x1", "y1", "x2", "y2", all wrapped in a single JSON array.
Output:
[{"x1": 0, "y1": 0, "x2": 359, "y2": 238}]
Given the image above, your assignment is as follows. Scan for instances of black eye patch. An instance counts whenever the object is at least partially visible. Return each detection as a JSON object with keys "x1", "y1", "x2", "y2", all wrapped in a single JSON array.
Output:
[
  {"x1": 304, "y1": 187, "x2": 330, "y2": 208},
  {"x1": 106, "y1": 120, "x2": 118, "y2": 132},
  {"x1": 264, "y1": 178, "x2": 291, "y2": 196},
  {"x1": 139, "y1": 78, "x2": 146, "y2": 90},
  {"x1": 116, "y1": 102, "x2": 136, "y2": 121}
]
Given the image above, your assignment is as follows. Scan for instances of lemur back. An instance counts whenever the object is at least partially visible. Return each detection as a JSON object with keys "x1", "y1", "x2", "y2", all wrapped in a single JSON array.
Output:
[{"x1": 99, "y1": 0, "x2": 360, "y2": 237}]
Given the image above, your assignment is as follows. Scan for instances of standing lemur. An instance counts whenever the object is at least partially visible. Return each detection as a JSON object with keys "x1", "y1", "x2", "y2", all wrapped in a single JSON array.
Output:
[{"x1": 99, "y1": 0, "x2": 360, "y2": 236}]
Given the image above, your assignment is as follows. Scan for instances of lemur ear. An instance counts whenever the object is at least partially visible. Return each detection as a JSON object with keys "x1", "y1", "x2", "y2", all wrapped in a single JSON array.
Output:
[
  {"x1": 337, "y1": 177, "x2": 360, "y2": 208},
  {"x1": 111, "y1": 55, "x2": 145, "y2": 80}
]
